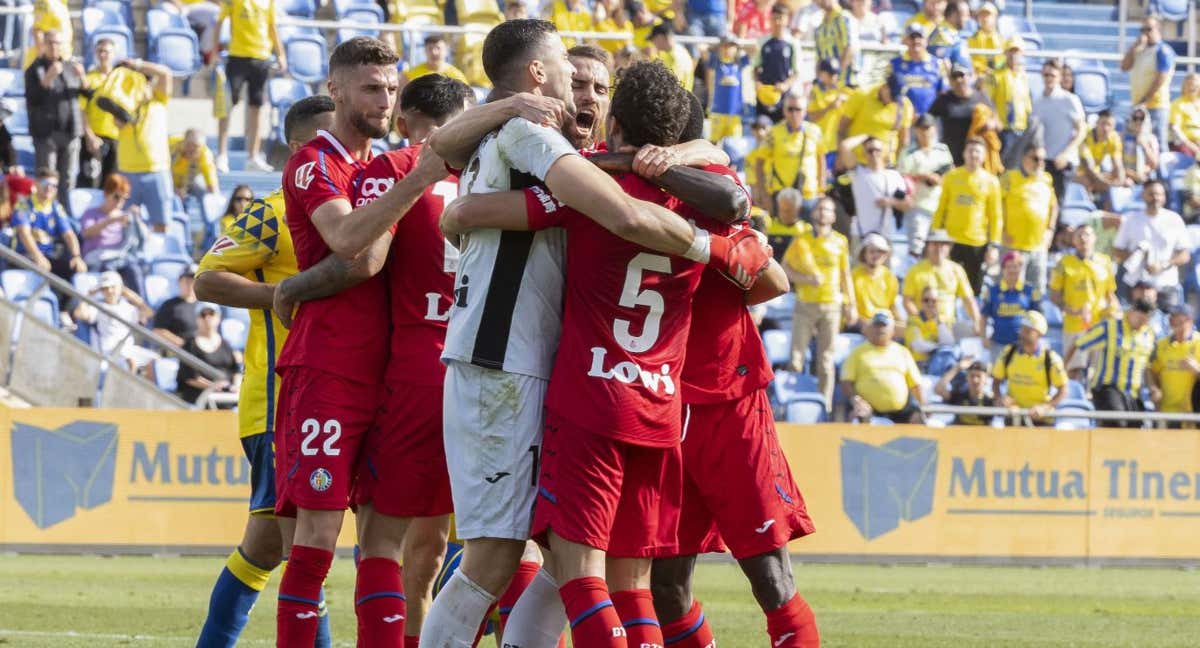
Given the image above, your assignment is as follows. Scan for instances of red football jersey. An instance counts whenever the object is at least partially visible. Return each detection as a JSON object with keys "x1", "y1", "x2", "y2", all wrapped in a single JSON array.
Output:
[
  {"x1": 278, "y1": 130, "x2": 389, "y2": 385},
  {"x1": 357, "y1": 144, "x2": 459, "y2": 386},
  {"x1": 535, "y1": 174, "x2": 706, "y2": 448},
  {"x1": 676, "y1": 165, "x2": 772, "y2": 404}
]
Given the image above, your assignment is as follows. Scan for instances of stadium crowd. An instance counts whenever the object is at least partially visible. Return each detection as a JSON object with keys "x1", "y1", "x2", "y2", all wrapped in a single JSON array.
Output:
[{"x1": 1, "y1": 0, "x2": 1200, "y2": 422}]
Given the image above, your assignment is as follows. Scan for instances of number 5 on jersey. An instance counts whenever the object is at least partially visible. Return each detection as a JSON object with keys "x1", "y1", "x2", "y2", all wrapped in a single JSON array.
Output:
[
  {"x1": 615, "y1": 253, "x2": 671, "y2": 353},
  {"x1": 300, "y1": 418, "x2": 342, "y2": 456}
]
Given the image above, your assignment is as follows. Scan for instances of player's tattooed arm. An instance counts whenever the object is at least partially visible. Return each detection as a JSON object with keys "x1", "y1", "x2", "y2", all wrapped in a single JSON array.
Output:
[
  {"x1": 428, "y1": 93, "x2": 567, "y2": 168},
  {"x1": 271, "y1": 235, "x2": 392, "y2": 327}
]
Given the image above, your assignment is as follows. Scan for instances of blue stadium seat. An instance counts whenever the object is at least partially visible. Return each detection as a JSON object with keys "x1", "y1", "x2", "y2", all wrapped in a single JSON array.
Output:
[
  {"x1": 81, "y1": 6, "x2": 124, "y2": 39},
  {"x1": 338, "y1": 8, "x2": 383, "y2": 42},
  {"x1": 73, "y1": 272, "x2": 101, "y2": 295},
  {"x1": 1042, "y1": 300, "x2": 1063, "y2": 328},
  {"x1": 144, "y1": 274, "x2": 174, "y2": 309},
  {"x1": 86, "y1": 0, "x2": 134, "y2": 29},
  {"x1": 785, "y1": 394, "x2": 827, "y2": 424},
  {"x1": 1066, "y1": 380, "x2": 1088, "y2": 401},
  {"x1": 1160, "y1": 151, "x2": 1195, "y2": 178},
  {"x1": 86, "y1": 27, "x2": 132, "y2": 68},
  {"x1": 332, "y1": 0, "x2": 384, "y2": 18},
  {"x1": 1151, "y1": 0, "x2": 1190, "y2": 22},
  {"x1": 834, "y1": 332, "x2": 863, "y2": 367},
  {"x1": 762, "y1": 329, "x2": 790, "y2": 368},
  {"x1": 868, "y1": 416, "x2": 895, "y2": 426},
  {"x1": 219, "y1": 318, "x2": 248, "y2": 351},
  {"x1": 222, "y1": 306, "x2": 251, "y2": 330},
  {"x1": 145, "y1": 7, "x2": 186, "y2": 46},
  {"x1": 279, "y1": 0, "x2": 317, "y2": 17},
  {"x1": 25, "y1": 294, "x2": 59, "y2": 327},
  {"x1": 148, "y1": 255, "x2": 193, "y2": 284},
  {"x1": 0, "y1": 67, "x2": 18, "y2": 96},
  {"x1": 1055, "y1": 399, "x2": 1096, "y2": 429},
  {"x1": 285, "y1": 35, "x2": 329, "y2": 85},
  {"x1": 772, "y1": 371, "x2": 819, "y2": 408},
  {"x1": 152, "y1": 28, "x2": 201, "y2": 77},
  {"x1": 998, "y1": 15, "x2": 1037, "y2": 38},
  {"x1": 153, "y1": 356, "x2": 180, "y2": 392},
  {"x1": 5, "y1": 106, "x2": 26, "y2": 136},
  {"x1": 267, "y1": 77, "x2": 312, "y2": 145},
  {"x1": 1, "y1": 269, "x2": 42, "y2": 299},
  {"x1": 2, "y1": 69, "x2": 23, "y2": 97},
  {"x1": 68, "y1": 188, "x2": 104, "y2": 221},
  {"x1": 926, "y1": 347, "x2": 960, "y2": 378},
  {"x1": 1073, "y1": 69, "x2": 1111, "y2": 115},
  {"x1": 763, "y1": 291, "x2": 795, "y2": 321}
]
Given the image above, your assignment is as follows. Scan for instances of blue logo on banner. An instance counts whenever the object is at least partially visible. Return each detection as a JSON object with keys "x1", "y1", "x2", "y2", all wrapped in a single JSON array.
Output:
[
  {"x1": 841, "y1": 436, "x2": 938, "y2": 539},
  {"x1": 11, "y1": 421, "x2": 118, "y2": 528}
]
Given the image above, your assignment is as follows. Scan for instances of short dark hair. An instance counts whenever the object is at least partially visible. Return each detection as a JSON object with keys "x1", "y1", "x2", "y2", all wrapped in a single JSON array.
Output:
[
  {"x1": 964, "y1": 136, "x2": 986, "y2": 149},
  {"x1": 681, "y1": 93, "x2": 704, "y2": 142},
  {"x1": 1097, "y1": 108, "x2": 1114, "y2": 120},
  {"x1": 329, "y1": 37, "x2": 399, "y2": 76},
  {"x1": 94, "y1": 37, "x2": 114, "y2": 49},
  {"x1": 284, "y1": 95, "x2": 335, "y2": 143},
  {"x1": 1132, "y1": 299, "x2": 1156, "y2": 314},
  {"x1": 610, "y1": 61, "x2": 691, "y2": 147},
  {"x1": 945, "y1": 0, "x2": 968, "y2": 18},
  {"x1": 424, "y1": 34, "x2": 446, "y2": 46},
  {"x1": 482, "y1": 19, "x2": 557, "y2": 88},
  {"x1": 568, "y1": 44, "x2": 612, "y2": 72},
  {"x1": 400, "y1": 73, "x2": 474, "y2": 122},
  {"x1": 1042, "y1": 58, "x2": 1063, "y2": 71},
  {"x1": 1144, "y1": 178, "x2": 1167, "y2": 193},
  {"x1": 35, "y1": 167, "x2": 57, "y2": 180}
]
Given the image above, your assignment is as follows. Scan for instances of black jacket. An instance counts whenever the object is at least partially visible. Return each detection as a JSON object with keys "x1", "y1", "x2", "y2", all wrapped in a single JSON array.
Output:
[{"x1": 24, "y1": 56, "x2": 84, "y2": 138}]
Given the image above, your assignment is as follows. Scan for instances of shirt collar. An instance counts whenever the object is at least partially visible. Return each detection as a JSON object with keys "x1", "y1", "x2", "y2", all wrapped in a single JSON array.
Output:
[{"x1": 317, "y1": 130, "x2": 356, "y2": 164}]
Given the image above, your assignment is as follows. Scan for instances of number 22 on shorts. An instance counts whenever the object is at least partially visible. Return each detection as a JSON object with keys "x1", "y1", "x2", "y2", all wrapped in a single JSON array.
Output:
[{"x1": 300, "y1": 418, "x2": 342, "y2": 456}]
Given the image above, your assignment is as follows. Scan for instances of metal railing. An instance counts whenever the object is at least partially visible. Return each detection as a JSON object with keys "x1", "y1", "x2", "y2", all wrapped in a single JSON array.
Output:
[
  {"x1": 923, "y1": 403, "x2": 1200, "y2": 425},
  {"x1": 0, "y1": 245, "x2": 228, "y2": 409}
]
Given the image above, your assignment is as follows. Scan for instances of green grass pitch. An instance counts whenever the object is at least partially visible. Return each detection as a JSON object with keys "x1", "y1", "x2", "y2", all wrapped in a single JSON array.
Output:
[{"x1": 2, "y1": 555, "x2": 1199, "y2": 646}]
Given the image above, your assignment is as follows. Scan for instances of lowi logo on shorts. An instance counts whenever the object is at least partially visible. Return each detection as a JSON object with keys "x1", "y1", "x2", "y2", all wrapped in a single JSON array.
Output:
[{"x1": 840, "y1": 434, "x2": 1200, "y2": 541}]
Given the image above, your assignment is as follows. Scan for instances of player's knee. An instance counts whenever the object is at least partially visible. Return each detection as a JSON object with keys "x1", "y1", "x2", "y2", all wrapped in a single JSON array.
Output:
[
  {"x1": 403, "y1": 529, "x2": 448, "y2": 587},
  {"x1": 741, "y1": 550, "x2": 797, "y2": 612},
  {"x1": 649, "y1": 557, "x2": 694, "y2": 622},
  {"x1": 461, "y1": 538, "x2": 525, "y2": 594},
  {"x1": 241, "y1": 516, "x2": 284, "y2": 569}
]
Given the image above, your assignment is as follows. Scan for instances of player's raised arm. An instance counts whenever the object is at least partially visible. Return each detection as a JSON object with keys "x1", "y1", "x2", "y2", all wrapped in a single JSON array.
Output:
[
  {"x1": 746, "y1": 259, "x2": 790, "y2": 305},
  {"x1": 589, "y1": 152, "x2": 749, "y2": 223},
  {"x1": 440, "y1": 191, "x2": 533, "y2": 235},
  {"x1": 309, "y1": 146, "x2": 447, "y2": 260},
  {"x1": 427, "y1": 92, "x2": 566, "y2": 168},
  {"x1": 272, "y1": 236, "x2": 391, "y2": 327}
]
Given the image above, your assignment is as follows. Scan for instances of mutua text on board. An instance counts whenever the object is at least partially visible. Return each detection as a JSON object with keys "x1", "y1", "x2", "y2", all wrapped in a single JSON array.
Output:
[
  {"x1": 130, "y1": 442, "x2": 251, "y2": 485},
  {"x1": 949, "y1": 458, "x2": 1200, "y2": 501}
]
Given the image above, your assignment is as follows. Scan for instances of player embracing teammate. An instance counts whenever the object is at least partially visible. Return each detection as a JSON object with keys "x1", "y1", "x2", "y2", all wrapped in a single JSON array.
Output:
[{"x1": 271, "y1": 37, "x2": 471, "y2": 648}]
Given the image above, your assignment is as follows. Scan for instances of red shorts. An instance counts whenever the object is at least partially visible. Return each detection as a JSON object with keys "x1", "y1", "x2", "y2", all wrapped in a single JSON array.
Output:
[
  {"x1": 676, "y1": 389, "x2": 815, "y2": 559},
  {"x1": 274, "y1": 366, "x2": 380, "y2": 517},
  {"x1": 354, "y1": 383, "x2": 454, "y2": 518},
  {"x1": 531, "y1": 410, "x2": 682, "y2": 558}
]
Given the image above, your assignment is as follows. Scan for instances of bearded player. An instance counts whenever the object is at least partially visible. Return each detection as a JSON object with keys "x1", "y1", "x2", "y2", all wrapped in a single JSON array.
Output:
[
  {"x1": 420, "y1": 20, "x2": 769, "y2": 648},
  {"x1": 193, "y1": 95, "x2": 336, "y2": 648},
  {"x1": 272, "y1": 37, "x2": 461, "y2": 647},
  {"x1": 272, "y1": 73, "x2": 474, "y2": 648},
  {"x1": 438, "y1": 60, "x2": 763, "y2": 648}
]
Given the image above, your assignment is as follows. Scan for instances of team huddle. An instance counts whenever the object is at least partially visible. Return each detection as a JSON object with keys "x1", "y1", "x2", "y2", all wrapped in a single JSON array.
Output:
[{"x1": 194, "y1": 19, "x2": 819, "y2": 648}]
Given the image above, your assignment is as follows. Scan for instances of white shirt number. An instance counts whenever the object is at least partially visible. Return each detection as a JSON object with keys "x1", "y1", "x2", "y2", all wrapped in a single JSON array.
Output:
[
  {"x1": 300, "y1": 418, "x2": 342, "y2": 456},
  {"x1": 614, "y1": 253, "x2": 671, "y2": 353}
]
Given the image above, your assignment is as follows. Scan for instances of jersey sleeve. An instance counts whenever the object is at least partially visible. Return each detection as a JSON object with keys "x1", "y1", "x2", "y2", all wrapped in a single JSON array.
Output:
[
  {"x1": 286, "y1": 146, "x2": 351, "y2": 216},
  {"x1": 10, "y1": 201, "x2": 30, "y2": 228},
  {"x1": 1074, "y1": 321, "x2": 1108, "y2": 351},
  {"x1": 196, "y1": 197, "x2": 279, "y2": 276},
  {"x1": 1157, "y1": 44, "x2": 1176, "y2": 72},
  {"x1": 524, "y1": 185, "x2": 572, "y2": 230},
  {"x1": 496, "y1": 118, "x2": 580, "y2": 181},
  {"x1": 1048, "y1": 351, "x2": 1067, "y2": 387},
  {"x1": 1048, "y1": 263, "x2": 1064, "y2": 292}
]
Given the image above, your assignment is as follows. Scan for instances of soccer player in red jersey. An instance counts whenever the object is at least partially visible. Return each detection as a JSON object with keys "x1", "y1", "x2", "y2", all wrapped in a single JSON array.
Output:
[
  {"x1": 272, "y1": 38, "x2": 461, "y2": 648},
  {"x1": 440, "y1": 61, "x2": 755, "y2": 648},
  {"x1": 649, "y1": 175, "x2": 821, "y2": 648},
  {"x1": 420, "y1": 22, "x2": 770, "y2": 648},
  {"x1": 273, "y1": 73, "x2": 474, "y2": 648}
]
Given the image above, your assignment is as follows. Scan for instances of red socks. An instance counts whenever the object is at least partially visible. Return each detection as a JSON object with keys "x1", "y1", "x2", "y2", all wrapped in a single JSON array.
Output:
[
  {"x1": 277, "y1": 545, "x2": 333, "y2": 648},
  {"x1": 499, "y1": 560, "x2": 541, "y2": 632},
  {"x1": 611, "y1": 589, "x2": 663, "y2": 648},
  {"x1": 765, "y1": 594, "x2": 820, "y2": 648},
  {"x1": 354, "y1": 557, "x2": 406, "y2": 648},
  {"x1": 661, "y1": 600, "x2": 715, "y2": 648},
  {"x1": 561, "y1": 577, "x2": 628, "y2": 648}
]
